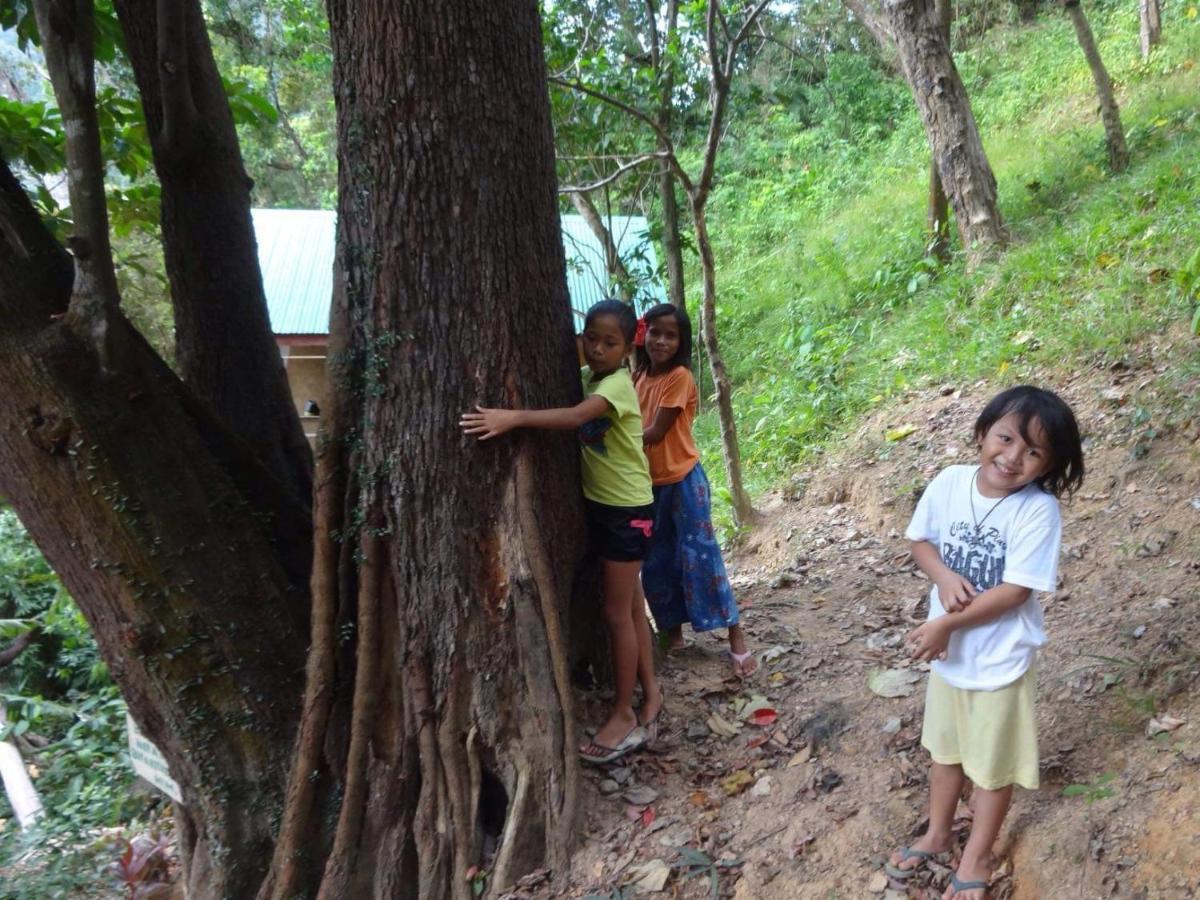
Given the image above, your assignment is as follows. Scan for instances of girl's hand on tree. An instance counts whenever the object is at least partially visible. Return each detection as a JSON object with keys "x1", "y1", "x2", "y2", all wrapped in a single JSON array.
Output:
[
  {"x1": 460, "y1": 406, "x2": 518, "y2": 440},
  {"x1": 907, "y1": 619, "x2": 951, "y2": 663},
  {"x1": 934, "y1": 572, "x2": 977, "y2": 612}
]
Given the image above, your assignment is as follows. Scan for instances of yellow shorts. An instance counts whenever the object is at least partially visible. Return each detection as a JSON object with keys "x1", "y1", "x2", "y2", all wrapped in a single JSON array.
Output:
[{"x1": 921, "y1": 667, "x2": 1040, "y2": 791}]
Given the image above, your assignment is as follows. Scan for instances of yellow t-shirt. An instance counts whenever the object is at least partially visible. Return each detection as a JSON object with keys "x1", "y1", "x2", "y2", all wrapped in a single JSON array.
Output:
[
  {"x1": 636, "y1": 366, "x2": 700, "y2": 486},
  {"x1": 579, "y1": 367, "x2": 653, "y2": 507}
]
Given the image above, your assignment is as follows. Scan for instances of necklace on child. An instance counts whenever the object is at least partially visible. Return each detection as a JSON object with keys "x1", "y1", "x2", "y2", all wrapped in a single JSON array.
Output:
[{"x1": 970, "y1": 469, "x2": 1011, "y2": 535}]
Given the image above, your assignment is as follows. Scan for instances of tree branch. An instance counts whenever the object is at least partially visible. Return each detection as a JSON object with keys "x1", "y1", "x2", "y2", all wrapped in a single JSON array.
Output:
[
  {"x1": 0, "y1": 629, "x2": 37, "y2": 668},
  {"x1": 33, "y1": 0, "x2": 123, "y2": 365},
  {"x1": 842, "y1": 0, "x2": 897, "y2": 50},
  {"x1": 557, "y1": 153, "x2": 669, "y2": 193}
]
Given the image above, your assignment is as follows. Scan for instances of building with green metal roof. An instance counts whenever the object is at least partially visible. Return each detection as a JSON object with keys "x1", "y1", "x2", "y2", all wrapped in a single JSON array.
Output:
[{"x1": 252, "y1": 208, "x2": 665, "y2": 441}]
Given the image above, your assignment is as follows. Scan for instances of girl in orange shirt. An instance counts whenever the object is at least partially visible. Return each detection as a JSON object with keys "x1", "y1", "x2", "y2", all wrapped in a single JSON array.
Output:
[{"x1": 633, "y1": 303, "x2": 756, "y2": 678}]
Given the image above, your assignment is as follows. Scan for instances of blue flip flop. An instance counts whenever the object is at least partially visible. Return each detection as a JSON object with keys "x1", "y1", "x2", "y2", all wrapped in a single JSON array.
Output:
[
  {"x1": 948, "y1": 873, "x2": 989, "y2": 896},
  {"x1": 884, "y1": 846, "x2": 947, "y2": 879}
]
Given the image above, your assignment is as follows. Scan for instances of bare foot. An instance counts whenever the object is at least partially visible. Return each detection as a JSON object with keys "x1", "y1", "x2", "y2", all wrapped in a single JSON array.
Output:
[
  {"x1": 887, "y1": 830, "x2": 952, "y2": 876},
  {"x1": 663, "y1": 626, "x2": 686, "y2": 652},
  {"x1": 942, "y1": 855, "x2": 990, "y2": 899}
]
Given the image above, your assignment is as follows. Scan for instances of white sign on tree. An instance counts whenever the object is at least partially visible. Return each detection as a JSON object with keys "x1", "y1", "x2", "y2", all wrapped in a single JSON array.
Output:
[{"x1": 126, "y1": 713, "x2": 183, "y2": 804}]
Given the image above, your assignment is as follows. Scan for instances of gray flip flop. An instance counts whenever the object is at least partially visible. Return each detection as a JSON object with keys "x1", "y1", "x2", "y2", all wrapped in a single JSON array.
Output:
[
  {"x1": 884, "y1": 846, "x2": 946, "y2": 880},
  {"x1": 948, "y1": 873, "x2": 989, "y2": 896}
]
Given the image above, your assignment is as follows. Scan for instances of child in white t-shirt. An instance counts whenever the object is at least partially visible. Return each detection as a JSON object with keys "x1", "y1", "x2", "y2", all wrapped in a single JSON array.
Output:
[{"x1": 886, "y1": 386, "x2": 1084, "y2": 899}]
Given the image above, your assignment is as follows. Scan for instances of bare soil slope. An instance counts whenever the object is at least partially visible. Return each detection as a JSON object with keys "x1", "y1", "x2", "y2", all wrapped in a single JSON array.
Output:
[{"x1": 528, "y1": 336, "x2": 1200, "y2": 900}]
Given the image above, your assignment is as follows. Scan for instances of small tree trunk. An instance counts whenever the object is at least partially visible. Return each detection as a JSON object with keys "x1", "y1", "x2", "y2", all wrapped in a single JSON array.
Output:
[
  {"x1": 1015, "y1": 0, "x2": 1039, "y2": 23},
  {"x1": 569, "y1": 191, "x2": 633, "y2": 300},
  {"x1": 887, "y1": 0, "x2": 1005, "y2": 262},
  {"x1": 1064, "y1": 0, "x2": 1129, "y2": 172},
  {"x1": 691, "y1": 201, "x2": 754, "y2": 526},
  {"x1": 0, "y1": 702, "x2": 44, "y2": 829},
  {"x1": 927, "y1": 0, "x2": 953, "y2": 259},
  {"x1": 655, "y1": 0, "x2": 686, "y2": 310},
  {"x1": 1139, "y1": 0, "x2": 1161, "y2": 59}
]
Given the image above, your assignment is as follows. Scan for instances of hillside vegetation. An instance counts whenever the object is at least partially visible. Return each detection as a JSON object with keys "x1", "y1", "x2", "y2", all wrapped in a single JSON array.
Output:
[{"x1": 693, "y1": 1, "x2": 1200, "y2": 524}]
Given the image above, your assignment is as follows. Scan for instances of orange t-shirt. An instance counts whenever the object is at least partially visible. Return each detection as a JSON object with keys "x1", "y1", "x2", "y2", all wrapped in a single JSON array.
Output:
[{"x1": 636, "y1": 366, "x2": 700, "y2": 486}]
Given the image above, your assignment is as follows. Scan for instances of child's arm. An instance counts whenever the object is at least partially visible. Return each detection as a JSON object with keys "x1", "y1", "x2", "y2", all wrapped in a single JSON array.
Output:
[
  {"x1": 907, "y1": 582, "x2": 1032, "y2": 662},
  {"x1": 460, "y1": 396, "x2": 609, "y2": 440},
  {"x1": 642, "y1": 406, "x2": 682, "y2": 446},
  {"x1": 910, "y1": 540, "x2": 977, "y2": 612}
]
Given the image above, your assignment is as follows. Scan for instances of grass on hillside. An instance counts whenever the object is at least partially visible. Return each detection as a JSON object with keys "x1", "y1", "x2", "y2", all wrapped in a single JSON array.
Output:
[{"x1": 692, "y1": 1, "x2": 1200, "y2": 532}]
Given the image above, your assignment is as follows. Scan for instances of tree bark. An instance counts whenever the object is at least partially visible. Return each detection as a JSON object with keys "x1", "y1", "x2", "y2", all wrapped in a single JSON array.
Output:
[
  {"x1": 1063, "y1": 0, "x2": 1129, "y2": 173},
  {"x1": 569, "y1": 191, "x2": 634, "y2": 301},
  {"x1": 927, "y1": 0, "x2": 953, "y2": 259},
  {"x1": 112, "y1": 0, "x2": 312, "y2": 507},
  {"x1": 0, "y1": 158, "x2": 310, "y2": 900},
  {"x1": 691, "y1": 201, "x2": 754, "y2": 526},
  {"x1": 1015, "y1": 0, "x2": 1039, "y2": 23},
  {"x1": 843, "y1": 0, "x2": 899, "y2": 49},
  {"x1": 1139, "y1": 0, "x2": 1161, "y2": 59},
  {"x1": 262, "y1": 2, "x2": 585, "y2": 896},
  {"x1": 886, "y1": 0, "x2": 1005, "y2": 261}
]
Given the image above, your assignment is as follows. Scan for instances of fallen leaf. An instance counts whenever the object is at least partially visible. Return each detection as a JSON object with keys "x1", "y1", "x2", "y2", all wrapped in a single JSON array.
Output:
[
  {"x1": 746, "y1": 733, "x2": 769, "y2": 749},
  {"x1": 868, "y1": 668, "x2": 921, "y2": 698},
  {"x1": 640, "y1": 806, "x2": 657, "y2": 828},
  {"x1": 707, "y1": 713, "x2": 742, "y2": 738},
  {"x1": 868, "y1": 871, "x2": 889, "y2": 892},
  {"x1": 748, "y1": 708, "x2": 779, "y2": 727},
  {"x1": 623, "y1": 858, "x2": 672, "y2": 894},
  {"x1": 787, "y1": 746, "x2": 812, "y2": 767},
  {"x1": 623, "y1": 785, "x2": 659, "y2": 806},
  {"x1": 885, "y1": 424, "x2": 917, "y2": 442},
  {"x1": 721, "y1": 770, "x2": 755, "y2": 797},
  {"x1": 688, "y1": 790, "x2": 712, "y2": 809}
]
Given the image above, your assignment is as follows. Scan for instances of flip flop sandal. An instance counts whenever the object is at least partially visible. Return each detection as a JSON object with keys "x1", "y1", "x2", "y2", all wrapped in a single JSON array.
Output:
[
  {"x1": 948, "y1": 874, "x2": 989, "y2": 897},
  {"x1": 639, "y1": 692, "x2": 666, "y2": 743},
  {"x1": 884, "y1": 846, "x2": 948, "y2": 880},
  {"x1": 729, "y1": 649, "x2": 759, "y2": 678},
  {"x1": 579, "y1": 724, "x2": 647, "y2": 766}
]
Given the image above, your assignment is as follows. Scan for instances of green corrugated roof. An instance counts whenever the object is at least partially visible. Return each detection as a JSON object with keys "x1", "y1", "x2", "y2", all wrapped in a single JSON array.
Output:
[{"x1": 254, "y1": 209, "x2": 664, "y2": 336}]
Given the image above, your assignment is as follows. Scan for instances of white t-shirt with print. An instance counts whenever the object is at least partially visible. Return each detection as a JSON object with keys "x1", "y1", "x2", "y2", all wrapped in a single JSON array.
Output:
[{"x1": 905, "y1": 464, "x2": 1062, "y2": 691}]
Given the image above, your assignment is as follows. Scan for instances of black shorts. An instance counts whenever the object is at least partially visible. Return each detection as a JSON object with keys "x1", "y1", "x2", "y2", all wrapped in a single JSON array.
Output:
[{"x1": 585, "y1": 499, "x2": 654, "y2": 562}]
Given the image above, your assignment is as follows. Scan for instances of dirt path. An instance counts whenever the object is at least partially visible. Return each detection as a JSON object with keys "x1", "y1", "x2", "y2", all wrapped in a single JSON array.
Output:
[{"x1": 514, "y1": 342, "x2": 1200, "y2": 899}]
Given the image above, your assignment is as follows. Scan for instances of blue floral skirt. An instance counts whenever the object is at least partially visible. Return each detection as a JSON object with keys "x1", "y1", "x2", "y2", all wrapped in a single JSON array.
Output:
[{"x1": 642, "y1": 462, "x2": 739, "y2": 633}]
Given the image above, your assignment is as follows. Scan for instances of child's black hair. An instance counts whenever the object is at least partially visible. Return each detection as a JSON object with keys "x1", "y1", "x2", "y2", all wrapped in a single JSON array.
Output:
[
  {"x1": 633, "y1": 302, "x2": 693, "y2": 376},
  {"x1": 584, "y1": 298, "x2": 638, "y2": 345},
  {"x1": 974, "y1": 385, "x2": 1084, "y2": 498}
]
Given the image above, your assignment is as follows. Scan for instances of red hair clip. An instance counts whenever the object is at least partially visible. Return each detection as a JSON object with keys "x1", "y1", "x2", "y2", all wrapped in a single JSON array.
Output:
[{"x1": 634, "y1": 317, "x2": 647, "y2": 346}]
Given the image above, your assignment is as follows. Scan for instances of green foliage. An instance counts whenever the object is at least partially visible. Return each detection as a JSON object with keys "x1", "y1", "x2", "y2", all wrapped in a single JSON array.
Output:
[
  {"x1": 1062, "y1": 772, "x2": 1117, "y2": 804},
  {"x1": 692, "y1": 4, "x2": 1200, "y2": 528},
  {"x1": 0, "y1": 511, "x2": 145, "y2": 896}
]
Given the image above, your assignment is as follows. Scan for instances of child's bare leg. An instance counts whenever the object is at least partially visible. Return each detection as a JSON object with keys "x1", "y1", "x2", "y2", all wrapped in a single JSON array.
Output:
[
  {"x1": 631, "y1": 580, "x2": 662, "y2": 725},
  {"x1": 942, "y1": 784, "x2": 1012, "y2": 900},
  {"x1": 591, "y1": 558, "x2": 641, "y2": 750},
  {"x1": 728, "y1": 623, "x2": 748, "y2": 655},
  {"x1": 727, "y1": 623, "x2": 756, "y2": 675},
  {"x1": 890, "y1": 761, "x2": 962, "y2": 873}
]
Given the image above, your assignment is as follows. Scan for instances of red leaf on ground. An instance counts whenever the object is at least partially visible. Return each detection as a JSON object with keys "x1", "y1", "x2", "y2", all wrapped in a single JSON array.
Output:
[
  {"x1": 749, "y1": 708, "x2": 778, "y2": 727},
  {"x1": 641, "y1": 806, "x2": 657, "y2": 828}
]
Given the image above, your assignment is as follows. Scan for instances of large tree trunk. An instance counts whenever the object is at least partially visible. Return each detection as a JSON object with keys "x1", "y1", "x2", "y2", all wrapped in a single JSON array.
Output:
[
  {"x1": 1063, "y1": 0, "x2": 1129, "y2": 172},
  {"x1": 886, "y1": 0, "x2": 1006, "y2": 261},
  {"x1": 691, "y1": 202, "x2": 754, "y2": 526},
  {"x1": 927, "y1": 0, "x2": 953, "y2": 259},
  {"x1": 0, "y1": 159, "x2": 309, "y2": 900},
  {"x1": 1139, "y1": 0, "x2": 1162, "y2": 59},
  {"x1": 112, "y1": 0, "x2": 312, "y2": 507},
  {"x1": 261, "y1": 2, "x2": 584, "y2": 897}
]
